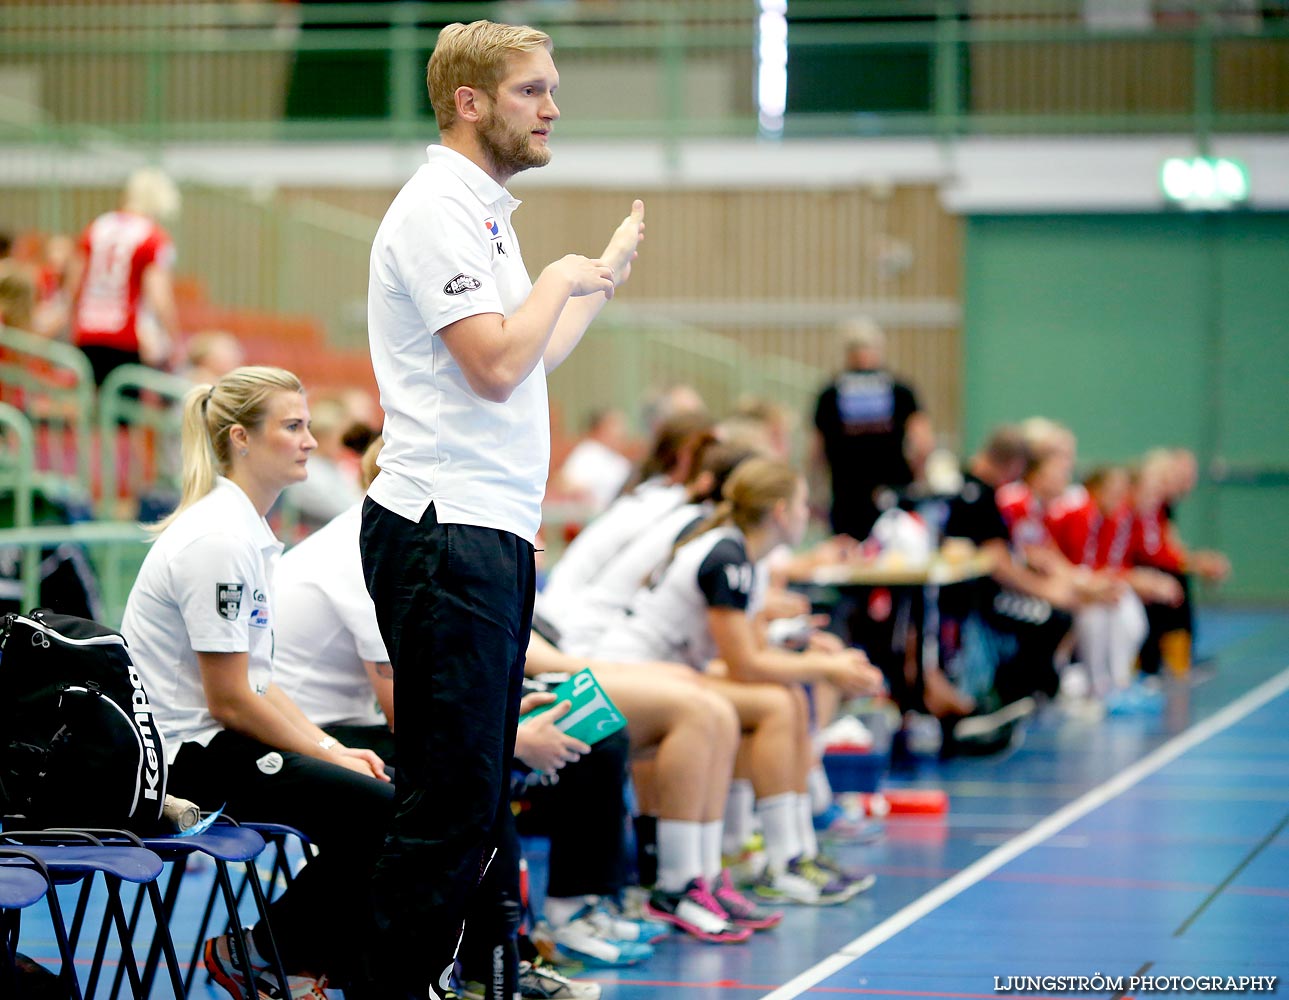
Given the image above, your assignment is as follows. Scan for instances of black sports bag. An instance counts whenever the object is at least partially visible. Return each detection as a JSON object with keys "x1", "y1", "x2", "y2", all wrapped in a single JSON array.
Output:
[{"x1": 0, "y1": 609, "x2": 168, "y2": 831}]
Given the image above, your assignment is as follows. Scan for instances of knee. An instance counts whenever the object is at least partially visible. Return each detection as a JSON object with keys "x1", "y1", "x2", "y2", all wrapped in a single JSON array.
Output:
[{"x1": 702, "y1": 693, "x2": 740, "y2": 752}]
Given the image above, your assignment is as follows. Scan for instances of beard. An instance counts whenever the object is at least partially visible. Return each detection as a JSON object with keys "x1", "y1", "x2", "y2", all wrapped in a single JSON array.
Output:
[{"x1": 478, "y1": 106, "x2": 551, "y2": 177}]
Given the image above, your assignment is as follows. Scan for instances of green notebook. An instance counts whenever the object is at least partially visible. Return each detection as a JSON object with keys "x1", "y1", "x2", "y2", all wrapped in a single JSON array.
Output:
[{"x1": 519, "y1": 668, "x2": 626, "y2": 746}]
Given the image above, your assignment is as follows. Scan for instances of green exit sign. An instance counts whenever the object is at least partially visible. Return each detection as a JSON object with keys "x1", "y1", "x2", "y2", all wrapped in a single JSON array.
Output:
[{"x1": 1161, "y1": 157, "x2": 1249, "y2": 210}]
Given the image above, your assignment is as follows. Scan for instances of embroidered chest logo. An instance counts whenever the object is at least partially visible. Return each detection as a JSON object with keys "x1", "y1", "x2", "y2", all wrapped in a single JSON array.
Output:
[
  {"x1": 444, "y1": 273, "x2": 482, "y2": 295},
  {"x1": 485, "y1": 217, "x2": 507, "y2": 257},
  {"x1": 216, "y1": 583, "x2": 244, "y2": 621}
]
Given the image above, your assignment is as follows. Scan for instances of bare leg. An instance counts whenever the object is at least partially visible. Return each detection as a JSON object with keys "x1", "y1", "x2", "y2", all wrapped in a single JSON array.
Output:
[{"x1": 592, "y1": 665, "x2": 738, "y2": 822}]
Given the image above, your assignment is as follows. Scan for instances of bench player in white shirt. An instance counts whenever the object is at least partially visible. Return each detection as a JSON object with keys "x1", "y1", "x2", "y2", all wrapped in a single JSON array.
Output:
[
  {"x1": 121, "y1": 367, "x2": 393, "y2": 1000},
  {"x1": 595, "y1": 458, "x2": 885, "y2": 910}
]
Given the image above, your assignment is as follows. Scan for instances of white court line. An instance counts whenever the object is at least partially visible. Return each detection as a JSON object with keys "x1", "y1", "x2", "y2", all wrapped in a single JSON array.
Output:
[{"x1": 761, "y1": 666, "x2": 1289, "y2": 1000}]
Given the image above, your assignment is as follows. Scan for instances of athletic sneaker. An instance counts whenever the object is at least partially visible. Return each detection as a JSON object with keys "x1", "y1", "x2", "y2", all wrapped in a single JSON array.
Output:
[
  {"x1": 811, "y1": 854, "x2": 876, "y2": 898},
  {"x1": 204, "y1": 932, "x2": 328, "y2": 1000},
  {"x1": 459, "y1": 961, "x2": 601, "y2": 1000},
  {"x1": 752, "y1": 857, "x2": 852, "y2": 906},
  {"x1": 589, "y1": 897, "x2": 670, "y2": 943},
  {"x1": 812, "y1": 803, "x2": 885, "y2": 844},
  {"x1": 712, "y1": 869, "x2": 783, "y2": 930},
  {"x1": 721, "y1": 833, "x2": 768, "y2": 886},
  {"x1": 644, "y1": 877, "x2": 753, "y2": 943},
  {"x1": 530, "y1": 916, "x2": 654, "y2": 968}
]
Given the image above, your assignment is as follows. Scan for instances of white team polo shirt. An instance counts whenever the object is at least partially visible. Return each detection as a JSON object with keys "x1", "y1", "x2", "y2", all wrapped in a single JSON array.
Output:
[
  {"x1": 122, "y1": 478, "x2": 283, "y2": 764},
  {"x1": 367, "y1": 144, "x2": 549, "y2": 542},
  {"x1": 536, "y1": 480, "x2": 688, "y2": 631},
  {"x1": 273, "y1": 503, "x2": 389, "y2": 729},
  {"x1": 594, "y1": 525, "x2": 758, "y2": 670}
]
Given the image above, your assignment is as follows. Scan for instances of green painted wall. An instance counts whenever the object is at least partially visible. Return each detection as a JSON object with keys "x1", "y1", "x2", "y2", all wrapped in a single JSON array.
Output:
[{"x1": 964, "y1": 213, "x2": 1289, "y2": 603}]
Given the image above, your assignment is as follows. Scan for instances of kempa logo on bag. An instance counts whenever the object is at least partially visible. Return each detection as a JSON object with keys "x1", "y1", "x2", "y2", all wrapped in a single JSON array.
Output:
[
  {"x1": 127, "y1": 662, "x2": 163, "y2": 802},
  {"x1": 216, "y1": 583, "x2": 243, "y2": 621}
]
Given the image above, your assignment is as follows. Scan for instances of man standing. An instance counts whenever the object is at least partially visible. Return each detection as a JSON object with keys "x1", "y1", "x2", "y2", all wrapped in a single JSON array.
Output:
[
  {"x1": 359, "y1": 20, "x2": 645, "y2": 1000},
  {"x1": 813, "y1": 317, "x2": 932, "y2": 541}
]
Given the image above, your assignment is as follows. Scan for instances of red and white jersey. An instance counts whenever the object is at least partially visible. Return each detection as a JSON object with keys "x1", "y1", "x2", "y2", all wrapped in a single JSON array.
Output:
[
  {"x1": 72, "y1": 211, "x2": 174, "y2": 352},
  {"x1": 1046, "y1": 488, "x2": 1135, "y2": 570},
  {"x1": 1132, "y1": 505, "x2": 1184, "y2": 573},
  {"x1": 996, "y1": 481, "x2": 1052, "y2": 551}
]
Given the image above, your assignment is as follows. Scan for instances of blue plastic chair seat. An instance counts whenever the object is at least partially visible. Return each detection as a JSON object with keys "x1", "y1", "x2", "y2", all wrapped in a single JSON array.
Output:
[
  {"x1": 16, "y1": 846, "x2": 164, "y2": 884},
  {"x1": 137, "y1": 825, "x2": 265, "y2": 863},
  {"x1": 0, "y1": 866, "x2": 49, "y2": 909}
]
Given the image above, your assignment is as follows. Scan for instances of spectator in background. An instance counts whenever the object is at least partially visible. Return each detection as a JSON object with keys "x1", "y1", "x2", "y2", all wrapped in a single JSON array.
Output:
[
  {"x1": 2, "y1": 231, "x2": 76, "y2": 339},
  {"x1": 721, "y1": 396, "x2": 796, "y2": 461},
  {"x1": 999, "y1": 421, "x2": 1146, "y2": 702},
  {"x1": 813, "y1": 317, "x2": 933, "y2": 542},
  {"x1": 553, "y1": 406, "x2": 634, "y2": 513},
  {"x1": 68, "y1": 168, "x2": 181, "y2": 384},
  {"x1": 0, "y1": 259, "x2": 36, "y2": 333},
  {"x1": 283, "y1": 393, "x2": 363, "y2": 526},
  {"x1": 1132, "y1": 448, "x2": 1229, "y2": 676},
  {"x1": 641, "y1": 382, "x2": 707, "y2": 435},
  {"x1": 182, "y1": 331, "x2": 247, "y2": 386}
]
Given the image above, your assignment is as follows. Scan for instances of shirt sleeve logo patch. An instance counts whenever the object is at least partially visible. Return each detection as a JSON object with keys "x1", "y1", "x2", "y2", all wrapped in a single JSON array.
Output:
[
  {"x1": 216, "y1": 583, "x2": 244, "y2": 621},
  {"x1": 444, "y1": 273, "x2": 482, "y2": 295}
]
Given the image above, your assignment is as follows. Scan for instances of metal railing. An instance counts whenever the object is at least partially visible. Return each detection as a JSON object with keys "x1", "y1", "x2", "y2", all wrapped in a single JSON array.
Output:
[
  {"x1": 0, "y1": 325, "x2": 96, "y2": 506},
  {"x1": 97, "y1": 363, "x2": 192, "y2": 519},
  {"x1": 1, "y1": 1, "x2": 1286, "y2": 144}
]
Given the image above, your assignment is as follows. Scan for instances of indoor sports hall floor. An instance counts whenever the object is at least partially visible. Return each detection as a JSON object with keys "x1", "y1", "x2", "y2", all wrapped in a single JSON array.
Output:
[{"x1": 14, "y1": 608, "x2": 1289, "y2": 999}]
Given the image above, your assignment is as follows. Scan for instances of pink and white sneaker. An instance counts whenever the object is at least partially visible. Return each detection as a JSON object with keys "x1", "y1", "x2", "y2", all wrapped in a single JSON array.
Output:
[
  {"x1": 644, "y1": 877, "x2": 753, "y2": 944},
  {"x1": 712, "y1": 869, "x2": 783, "y2": 931}
]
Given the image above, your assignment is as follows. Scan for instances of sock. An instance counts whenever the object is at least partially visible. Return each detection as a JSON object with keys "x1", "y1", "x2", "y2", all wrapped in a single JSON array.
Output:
[
  {"x1": 700, "y1": 820, "x2": 724, "y2": 881},
  {"x1": 656, "y1": 819, "x2": 704, "y2": 893},
  {"x1": 246, "y1": 925, "x2": 269, "y2": 969},
  {"x1": 721, "y1": 779, "x2": 756, "y2": 855},
  {"x1": 634, "y1": 815, "x2": 658, "y2": 887},
  {"x1": 797, "y1": 794, "x2": 820, "y2": 860},
  {"x1": 756, "y1": 793, "x2": 802, "y2": 872},
  {"x1": 1161, "y1": 630, "x2": 1192, "y2": 676},
  {"x1": 543, "y1": 895, "x2": 589, "y2": 928},
  {"x1": 808, "y1": 765, "x2": 833, "y2": 816}
]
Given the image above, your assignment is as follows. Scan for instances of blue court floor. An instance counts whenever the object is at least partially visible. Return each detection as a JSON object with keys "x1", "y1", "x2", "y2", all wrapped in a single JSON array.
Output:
[{"x1": 11, "y1": 607, "x2": 1289, "y2": 999}]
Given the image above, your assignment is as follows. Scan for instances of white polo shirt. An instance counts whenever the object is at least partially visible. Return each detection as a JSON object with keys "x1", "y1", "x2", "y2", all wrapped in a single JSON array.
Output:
[
  {"x1": 558, "y1": 501, "x2": 707, "y2": 657},
  {"x1": 273, "y1": 502, "x2": 389, "y2": 729},
  {"x1": 593, "y1": 525, "x2": 759, "y2": 670},
  {"x1": 121, "y1": 478, "x2": 282, "y2": 764},
  {"x1": 536, "y1": 479, "x2": 688, "y2": 632},
  {"x1": 367, "y1": 144, "x2": 549, "y2": 542}
]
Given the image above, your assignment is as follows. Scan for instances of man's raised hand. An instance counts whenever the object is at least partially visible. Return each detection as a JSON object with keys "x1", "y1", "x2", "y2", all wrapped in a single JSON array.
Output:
[{"x1": 602, "y1": 199, "x2": 646, "y2": 287}]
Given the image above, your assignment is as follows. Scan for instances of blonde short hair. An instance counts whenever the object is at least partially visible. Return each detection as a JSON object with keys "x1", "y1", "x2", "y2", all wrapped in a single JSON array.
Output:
[
  {"x1": 124, "y1": 168, "x2": 181, "y2": 222},
  {"x1": 427, "y1": 20, "x2": 552, "y2": 131},
  {"x1": 840, "y1": 316, "x2": 885, "y2": 356}
]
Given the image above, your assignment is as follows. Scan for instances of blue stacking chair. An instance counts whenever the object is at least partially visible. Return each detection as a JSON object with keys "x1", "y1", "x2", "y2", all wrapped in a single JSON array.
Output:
[
  {"x1": 179, "y1": 821, "x2": 315, "y2": 998},
  {"x1": 0, "y1": 829, "x2": 182, "y2": 1000},
  {"x1": 94, "y1": 820, "x2": 292, "y2": 1000},
  {"x1": 1, "y1": 846, "x2": 82, "y2": 1000}
]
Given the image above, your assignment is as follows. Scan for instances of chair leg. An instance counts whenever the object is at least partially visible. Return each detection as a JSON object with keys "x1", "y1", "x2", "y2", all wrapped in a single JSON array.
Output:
[
  {"x1": 184, "y1": 861, "x2": 220, "y2": 995},
  {"x1": 244, "y1": 855, "x2": 292, "y2": 999},
  {"x1": 68, "y1": 876, "x2": 95, "y2": 954},
  {"x1": 43, "y1": 879, "x2": 85, "y2": 1000},
  {"x1": 84, "y1": 878, "x2": 114, "y2": 1000},
  {"x1": 106, "y1": 881, "x2": 149, "y2": 1000},
  {"x1": 2, "y1": 910, "x2": 18, "y2": 1000},
  {"x1": 120, "y1": 860, "x2": 188, "y2": 1000},
  {"x1": 104, "y1": 878, "x2": 145, "y2": 1000},
  {"x1": 215, "y1": 859, "x2": 260, "y2": 1000},
  {"x1": 143, "y1": 879, "x2": 186, "y2": 999}
]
